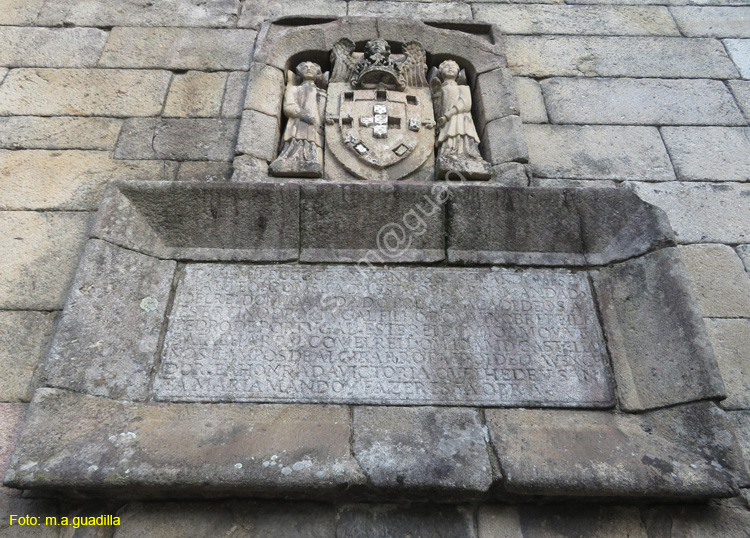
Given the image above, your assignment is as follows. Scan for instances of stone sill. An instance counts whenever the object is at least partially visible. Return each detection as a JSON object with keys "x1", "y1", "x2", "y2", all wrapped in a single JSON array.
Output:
[
  {"x1": 3, "y1": 388, "x2": 742, "y2": 502},
  {"x1": 92, "y1": 180, "x2": 675, "y2": 267}
]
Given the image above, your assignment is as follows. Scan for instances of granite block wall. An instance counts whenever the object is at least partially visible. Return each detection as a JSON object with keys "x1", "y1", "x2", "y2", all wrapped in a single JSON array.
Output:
[{"x1": 1, "y1": 0, "x2": 749, "y2": 535}]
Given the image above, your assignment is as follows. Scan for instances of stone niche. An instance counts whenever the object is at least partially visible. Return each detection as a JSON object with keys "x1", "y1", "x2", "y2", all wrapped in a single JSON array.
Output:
[
  {"x1": 3, "y1": 18, "x2": 747, "y2": 503},
  {"x1": 234, "y1": 17, "x2": 528, "y2": 183}
]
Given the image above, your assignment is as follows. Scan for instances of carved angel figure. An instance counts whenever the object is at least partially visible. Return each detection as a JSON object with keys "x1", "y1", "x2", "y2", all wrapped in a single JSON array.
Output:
[
  {"x1": 269, "y1": 61, "x2": 328, "y2": 178},
  {"x1": 429, "y1": 60, "x2": 492, "y2": 180},
  {"x1": 431, "y1": 61, "x2": 483, "y2": 161}
]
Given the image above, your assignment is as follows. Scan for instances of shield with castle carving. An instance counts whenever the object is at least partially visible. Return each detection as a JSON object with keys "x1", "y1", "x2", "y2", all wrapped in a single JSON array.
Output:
[{"x1": 325, "y1": 39, "x2": 435, "y2": 181}]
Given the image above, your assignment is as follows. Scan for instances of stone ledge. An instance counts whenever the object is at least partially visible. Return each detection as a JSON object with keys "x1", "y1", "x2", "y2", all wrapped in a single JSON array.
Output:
[
  {"x1": 447, "y1": 185, "x2": 675, "y2": 266},
  {"x1": 486, "y1": 403, "x2": 741, "y2": 499},
  {"x1": 4, "y1": 390, "x2": 743, "y2": 501},
  {"x1": 92, "y1": 181, "x2": 674, "y2": 267},
  {"x1": 299, "y1": 183, "x2": 445, "y2": 263},
  {"x1": 92, "y1": 181, "x2": 300, "y2": 262},
  {"x1": 4, "y1": 389, "x2": 363, "y2": 500}
]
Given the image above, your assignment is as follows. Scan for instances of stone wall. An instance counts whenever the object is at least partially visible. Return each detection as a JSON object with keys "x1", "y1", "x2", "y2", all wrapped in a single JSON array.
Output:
[{"x1": 1, "y1": 0, "x2": 749, "y2": 536}]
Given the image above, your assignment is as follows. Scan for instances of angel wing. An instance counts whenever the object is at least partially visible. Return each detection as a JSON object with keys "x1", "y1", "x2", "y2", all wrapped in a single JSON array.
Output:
[
  {"x1": 457, "y1": 68, "x2": 468, "y2": 87},
  {"x1": 286, "y1": 69, "x2": 298, "y2": 87},
  {"x1": 329, "y1": 38, "x2": 357, "y2": 83},
  {"x1": 427, "y1": 67, "x2": 443, "y2": 118},
  {"x1": 400, "y1": 41, "x2": 428, "y2": 88},
  {"x1": 427, "y1": 66, "x2": 440, "y2": 86}
]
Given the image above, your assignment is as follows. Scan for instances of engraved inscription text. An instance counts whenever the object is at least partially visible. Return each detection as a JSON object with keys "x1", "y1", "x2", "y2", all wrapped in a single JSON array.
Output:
[{"x1": 153, "y1": 265, "x2": 613, "y2": 406}]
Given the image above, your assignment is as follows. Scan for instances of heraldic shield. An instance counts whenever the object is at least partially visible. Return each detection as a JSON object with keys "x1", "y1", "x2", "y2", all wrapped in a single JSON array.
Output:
[{"x1": 325, "y1": 38, "x2": 435, "y2": 181}]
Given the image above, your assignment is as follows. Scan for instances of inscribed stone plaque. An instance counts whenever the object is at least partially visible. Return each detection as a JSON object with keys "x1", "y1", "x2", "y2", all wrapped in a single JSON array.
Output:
[{"x1": 152, "y1": 265, "x2": 614, "y2": 406}]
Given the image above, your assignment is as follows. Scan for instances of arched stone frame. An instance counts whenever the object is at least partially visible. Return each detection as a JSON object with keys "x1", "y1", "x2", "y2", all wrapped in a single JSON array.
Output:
[{"x1": 234, "y1": 17, "x2": 528, "y2": 182}]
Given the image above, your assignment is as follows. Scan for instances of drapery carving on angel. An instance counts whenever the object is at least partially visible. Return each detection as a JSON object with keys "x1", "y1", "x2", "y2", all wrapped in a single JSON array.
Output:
[
  {"x1": 269, "y1": 61, "x2": 328, "y2": 178},
  {"x1": 428, "y1": 60, "x2": 492, "y2": 180}
]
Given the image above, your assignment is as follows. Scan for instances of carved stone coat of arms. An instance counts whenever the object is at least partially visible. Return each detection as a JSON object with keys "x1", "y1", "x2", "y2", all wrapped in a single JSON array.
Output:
[{"x1": 325, "y1": 38, "x2": 436, "y2": 181}]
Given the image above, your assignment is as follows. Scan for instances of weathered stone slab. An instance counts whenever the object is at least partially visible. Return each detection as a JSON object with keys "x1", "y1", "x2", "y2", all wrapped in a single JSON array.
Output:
[
  {"x1": 472, "y1": 0, "x2": 563, "y2": 3},
  {"x1": 593, "y1": 247, "x2": 725, "y2": 411},
  {"x1": 705, "y1": 319, "x2": 750, "y2": 410},
  {"x1": 44, "y1": 240, "x2": 175, "y2": 400},
  {"x1": 476, "y1": 506, "x2": 523, "y2": 538},
  {"x1": 531, "y1": 178, "x2": 617, "y2": 189},
  {"x1": 525, "y1": 125, "x2": 675, "y2": 181},
  {"x1": 474, "y1": 4, "x2": 679, "y2": 36},
  {"x1": 0, "y1": 150, "x2": 176, "y2": 211},
  {"x1": 738, "y1": 244, "x2": 750, "y2": 273},
  {"x1": 514, "y1": 77, "x2": 548, "y2": 123},
  {"x1": 222, "y1": 71, "x2": 248, "y2": 119},
  {"x1": 34, "y1": 0, "x2": 241, "y2": 27},
  {"x1": 176, "y1": 161, "x2": 233, "y2": 182},
  {"x1": 0, "y1": 404, "x2": 27, "y2": 482},
  {"x1": 236, "y1": 110, "x2": 280, "y2": 161},
  {"x1": 0, "y1": 0, "x2": 46, "y2": 25},
  {"x1": 348, "y1": 1, "x2": 472, "y2": 20},
  {"x1": 729, "y1": 80, "x2": 750, "y2": 120},
  {"x1": 113, "y1": 501, "x2": 336, "y2": 538},
  {"x1": 473, "y1": 69, "x2": 520, "y2": 128},
  {"x1": 163, "y1": 71, "x2": 227, "y2": 118},
  {"x1": 541, "y1": 78, "x2": 745, "y2": 125},
  {"x1": 492, "y1": 162, "x2": 530, "y2": 186},
  {"x1": 232, "y1": 155, "x2": 273, "y2": 182},
  {"x1": 238, "y1": 0, "x2": 348, "y2": 29},
  {"x1": 730, "y1": 412, "x2": 750, "y2": 483},
  {"x1": 99, "y1": 28, "x2": 256, "y2": 70},
  {"x1": 624, "y1": 181, "x2": 750, "y2": 244},
  {"x1": 0, "y1": 211, "x2": 89, "y2": 310},
  {"x1": 0, "y1": 495, "x2": 60, "y2": 538},
  {"x1": 672, "y1": 7, "x2": 750, "y2": 38},
  {"x1": 0, "y1": 27, "x2": 108, "y2": 68},
  {"x1": 336, "y1": 505, "x2": 474, "y2": 538},
  {"x1": 570, "y1": 0, "x2": 749, "y2": 4},
  {"x1": 661, "y1": 127, "x2": 750, "y2": 181},
  {"x1": 725, "y1": 38, "x2": 750, "y2": 78},
  {"x1": 485, "y1": 402, "x2": 740, "y2": 498},
  {"x1": 114, "y1": 119, "x2": 238, "y2": 161},
  {"x1": 352, "y1": 407, "x2": 492, "y2": 493},
  {"x1": 243, "y1": 63, "x2": 285, "y2": 118},
  {"x1": 643, "y1": 503, "x2": 750, "y2": 538},
  {"x1": 505, "y1": 36, "x2": 739, "y2": 78},
  {"x1": 573, "y1": 188, "x2": 676, "y2": 265},
  {"x1": 300, "y1": 183, "x2": 444, "y2": 263},
  {"x1": 152, "y1": 264, "x2": 614, "y2": 407},
  {"x1": 0, "y1": 312, "x2": 56, "y2": 402},
  {"x1": 481, "y1": 115, "x2": 529, "y2": 165},
  {"x1": 448, "y1": 187, "x2": 674, "y2": 266},
  {"x1": 448, "y1": 187, "x2": 584, "y2": 265},
  {"x1": 680, "y1": 244, "x2": 750, "y2": 318},
  {"x1": 0, "y1": 69, "x2": 171, "y2": 117},
  {"x1": 0, "y1": 117, "x2": 123, "y2": 150},
  {"x1": 4, "y1": 388, "x2": 363, "y2": 497},
  {"x1": 515, "y1": 506, "x2": 648, "y2": 538},
  {"x1": 93, "y1": 181, "x2": 299, "y2": 262}
]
